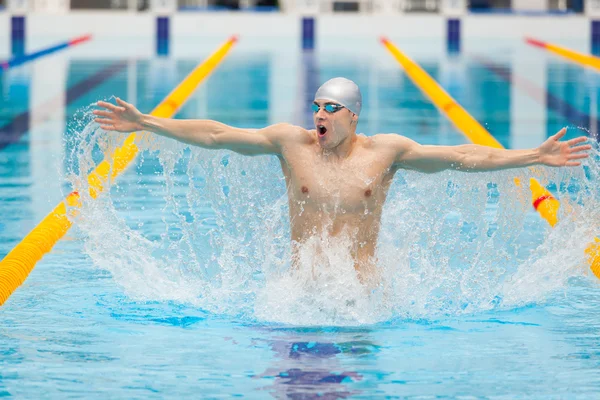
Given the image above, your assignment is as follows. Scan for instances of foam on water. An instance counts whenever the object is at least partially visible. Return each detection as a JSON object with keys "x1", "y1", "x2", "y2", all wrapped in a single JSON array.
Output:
[{"x1": 65, "y1": 118, "x2": 600, "y2": 326}]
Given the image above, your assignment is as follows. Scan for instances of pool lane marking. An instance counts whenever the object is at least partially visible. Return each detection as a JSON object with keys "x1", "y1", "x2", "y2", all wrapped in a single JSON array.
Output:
[
  {"x1": 0, "y1": 61, "x2": 129, "y2": 151},
  {"x1": 380, "y1": 36, "x2": 600, "y2": 278},
  {"x1": 1, "y1": 34, "x2": 92, "y2": 71},
  {"x1": 525, "y1": 37, "x2": 600, "y2": 72},
  {"x1": 472, "y1": 53, "x2": 597, "y2": 135},
  {"x1": 0, "y1": 35, "x2": 239, "y2": 306}
]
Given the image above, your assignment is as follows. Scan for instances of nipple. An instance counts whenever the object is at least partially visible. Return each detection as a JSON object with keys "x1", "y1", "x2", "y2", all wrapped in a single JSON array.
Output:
[
  {"x1": 364, "y1": 189, "x2": 372, "y2": 197},
  {"x1": 302, "y1": 186, "x2": 309, "y2": 194}
]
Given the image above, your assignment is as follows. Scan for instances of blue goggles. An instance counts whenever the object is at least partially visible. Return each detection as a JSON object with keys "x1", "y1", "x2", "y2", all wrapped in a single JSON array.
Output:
[{"x1": 311, "y1": 103, "x2": 345, "y2": 114}]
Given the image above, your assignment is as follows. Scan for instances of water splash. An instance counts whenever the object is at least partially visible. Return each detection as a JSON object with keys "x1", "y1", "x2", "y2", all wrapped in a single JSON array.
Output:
[{"x1": 65, "y1": 120, "x2": 600, "y2": 325}]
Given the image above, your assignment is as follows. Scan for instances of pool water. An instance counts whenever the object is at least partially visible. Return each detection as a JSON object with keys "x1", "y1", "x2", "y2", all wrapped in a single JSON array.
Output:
[{"x1": 1, "y1": 36, "x2": 600, "y2": 397}]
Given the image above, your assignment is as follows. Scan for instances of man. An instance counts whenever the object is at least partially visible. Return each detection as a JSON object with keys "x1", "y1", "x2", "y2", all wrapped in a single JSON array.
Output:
[{"x1": 94, "y1": 77, "x2": 591, "y2": 286}]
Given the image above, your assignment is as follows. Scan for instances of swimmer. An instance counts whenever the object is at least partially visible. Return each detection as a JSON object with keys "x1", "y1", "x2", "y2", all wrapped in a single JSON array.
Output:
[{"x1": 94, "y1": 77, "x2": 592, "y2": 285}]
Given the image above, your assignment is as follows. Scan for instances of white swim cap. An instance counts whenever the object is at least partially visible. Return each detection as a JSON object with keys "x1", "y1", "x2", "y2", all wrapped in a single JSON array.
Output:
[{"x1": 314, "y1": 77, "x2": 362, "y2": 116}]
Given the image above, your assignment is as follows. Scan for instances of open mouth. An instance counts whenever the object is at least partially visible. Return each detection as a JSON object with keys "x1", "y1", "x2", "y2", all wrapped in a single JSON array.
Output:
[{"x1": 317, "y1": 125, "x2": 327, "y2": 137}]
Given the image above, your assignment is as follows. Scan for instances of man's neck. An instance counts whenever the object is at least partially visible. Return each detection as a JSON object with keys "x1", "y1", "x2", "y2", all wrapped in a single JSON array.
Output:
[{"x1": 321, "y1": 131, "x2": 358, "y2": 160}]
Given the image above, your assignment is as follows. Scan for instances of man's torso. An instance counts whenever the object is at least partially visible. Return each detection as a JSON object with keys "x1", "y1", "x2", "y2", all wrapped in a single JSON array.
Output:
[{"x1": 276, "y1": 128, "x2": 399, "y2": 280}]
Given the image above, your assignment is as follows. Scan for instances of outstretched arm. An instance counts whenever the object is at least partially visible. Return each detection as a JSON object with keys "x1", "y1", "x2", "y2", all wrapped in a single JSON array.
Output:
[
  {"x1": 94, "y1": 98, "x2": 291, "y2": 156},
  {"x1": 390, "y1": 128, "x2": 591, "y2": 173}
]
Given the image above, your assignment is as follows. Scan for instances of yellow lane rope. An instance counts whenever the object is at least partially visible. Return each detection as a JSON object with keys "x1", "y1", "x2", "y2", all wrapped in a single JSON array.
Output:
[
  {"x1": 525, "y1": 37, "x2": 600, "y2": 72},
  {"x1": 380, "y1": 36, "x2": 600, "y2": 277},
  {"x1": 0, "y1": 35, "x2": 239, "y2": 306}
]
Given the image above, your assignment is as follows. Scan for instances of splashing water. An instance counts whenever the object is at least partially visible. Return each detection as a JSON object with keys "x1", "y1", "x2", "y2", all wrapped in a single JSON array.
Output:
[{"x1": 65, "y1": 118, "x2": 600, "y2": 326}]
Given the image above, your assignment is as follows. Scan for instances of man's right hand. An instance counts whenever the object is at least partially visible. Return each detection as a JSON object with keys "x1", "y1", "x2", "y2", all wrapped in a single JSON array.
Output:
[{"x1": 94, "y1": 98, "x2": 144, "y2": 133}]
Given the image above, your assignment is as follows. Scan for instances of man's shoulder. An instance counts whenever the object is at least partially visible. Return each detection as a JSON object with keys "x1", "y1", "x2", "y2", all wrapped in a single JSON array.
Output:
[
  {"x1": 265, "y1": 123, "x2": 315, "y2": 146},
  {"x1": 264, "y1": 123, "x2": 310, "y2": 138},
  {"x1": 367, "y1": 133, "x2": 412, "y2": 149}
]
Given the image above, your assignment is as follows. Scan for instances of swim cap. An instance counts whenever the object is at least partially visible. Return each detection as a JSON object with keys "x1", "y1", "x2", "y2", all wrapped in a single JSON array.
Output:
[{"x1": 314, "y1": 77, "x2": 362, "y2": 116}]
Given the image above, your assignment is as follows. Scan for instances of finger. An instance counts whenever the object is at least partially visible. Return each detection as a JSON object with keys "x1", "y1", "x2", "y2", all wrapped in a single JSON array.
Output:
[
  {"x1": 97, "y1": 101, "x2": 125, "y2": 113},
  {"x1": 96, "y1": 101, "x2": 120, "y2": 111},
  {"x1": 115, "y1": 97, "x2": 130, "y2": 109},
  {"x1": 94, "y1": 118, "x2": 114, "y2": 125},
  {"x1": 567, "y1": 153, "x2": 589, "y2": 160},
  {"x1": 100, "y1": 124, "x2": 115, "y2": 131},
  {"x1": 93, "y1": 110, "x2": 113, "y2": 118},
  {"x1": 567, "y1": 136, "x2": 588, "y2": 146},
  {"x1": 570, "y1": 144, "x2": 592, "y2": 153},
  {"x1": 565, "y1": 161, "x2": 582, "y2": 167},
  {"x1": 553, "y1": 127, "x2": 567, "y2": 140}
]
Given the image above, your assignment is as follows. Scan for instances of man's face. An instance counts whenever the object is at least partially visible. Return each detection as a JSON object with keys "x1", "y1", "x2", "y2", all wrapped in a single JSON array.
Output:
[{"x1": 312, "y1": 100, "x2": 358, "y2": 149}]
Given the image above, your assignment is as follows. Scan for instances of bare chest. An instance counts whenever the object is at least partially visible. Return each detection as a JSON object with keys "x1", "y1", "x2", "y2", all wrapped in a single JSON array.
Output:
[{"x1": 282, "y1": 149, "x2": 394, "y2": 214}]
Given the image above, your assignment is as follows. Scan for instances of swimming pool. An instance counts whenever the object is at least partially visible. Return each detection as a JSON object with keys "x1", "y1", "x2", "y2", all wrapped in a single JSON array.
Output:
[{"x1": 1, "y1": 35, "x2": 600, "y2": 397}]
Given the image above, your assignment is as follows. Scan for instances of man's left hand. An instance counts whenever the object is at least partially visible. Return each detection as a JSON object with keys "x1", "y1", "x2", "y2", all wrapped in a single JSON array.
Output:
[{"x1": 538, "y1": 128, "x2": 592, "y2": 167}]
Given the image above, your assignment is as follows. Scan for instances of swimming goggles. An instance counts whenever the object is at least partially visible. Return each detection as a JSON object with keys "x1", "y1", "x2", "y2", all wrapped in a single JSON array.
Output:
[{"x1": 311, "y1": 103, "x2": 345, "y2": 114}]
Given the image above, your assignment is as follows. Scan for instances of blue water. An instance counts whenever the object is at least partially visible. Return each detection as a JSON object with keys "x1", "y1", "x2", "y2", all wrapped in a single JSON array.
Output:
[{"x1": 1, "y1": 36, "x2": 600, "y2": 397}]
